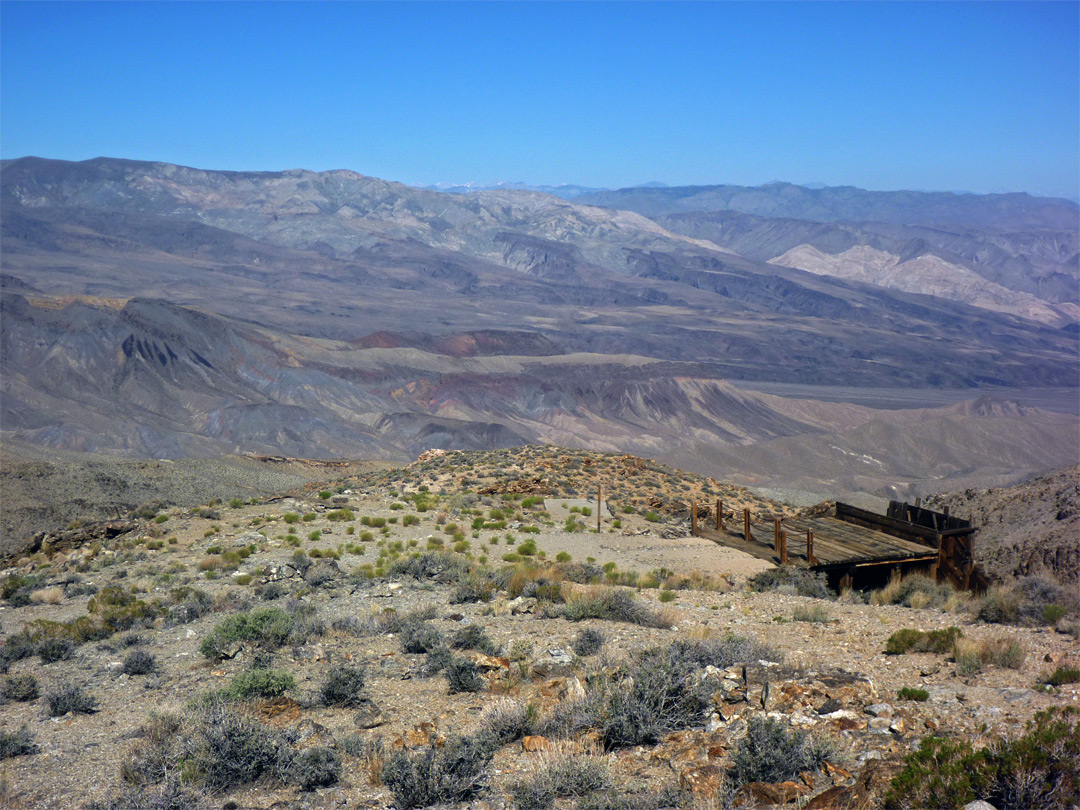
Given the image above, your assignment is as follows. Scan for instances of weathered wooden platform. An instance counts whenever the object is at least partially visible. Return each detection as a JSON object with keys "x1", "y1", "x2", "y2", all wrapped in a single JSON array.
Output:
[
  {"x1": 689, "y1": 499, "x2": 984, "y2": 591},
  {"x1": 692, "y1": 517, "x2": 935, "y2": 570}
]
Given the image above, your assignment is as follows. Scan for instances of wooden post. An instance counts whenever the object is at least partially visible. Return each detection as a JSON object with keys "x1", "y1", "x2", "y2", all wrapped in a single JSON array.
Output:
[
  {"x1": 597, "y1": 485, "x2": 602, "y2": 533},
  {"x1": 743, "y1": 508, "x2": 752, "y2": 542},
  {"x1": 691, "y1": 500, "x2": 698, "y2": 535},
  {"x1": 807, "y1": 529, "x2": 816, "y2": 565},
  {"x1": 773, "y1": 518, "x2": 781, "y2": 553},
  {"x1": 716, "y1": 499, "x2": 723, "y2": 532}
]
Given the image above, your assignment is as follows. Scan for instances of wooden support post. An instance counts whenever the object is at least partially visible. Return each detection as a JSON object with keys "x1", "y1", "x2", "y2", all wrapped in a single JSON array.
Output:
[
  {"x1": 716, "y1": 499, "x2": 723, "y2": 532},
  {"x1": 597, "y1": 485, "x2": 602, "y2": 533},
  {"x1": 773, "y1": 518, "x2": 781, "y2": 553},
  {"x1": 691, "y1": 501, "x2": 698, "y2": 535},
  {"x1": 743, "y1": 508, "x2": 752, "y2": 542},
  {"x1": 780, "y1": 529, "x2": 788, "y2": 565},
  {"x1": 806, "y1": 529, "x2": 815, "y2": 565}
]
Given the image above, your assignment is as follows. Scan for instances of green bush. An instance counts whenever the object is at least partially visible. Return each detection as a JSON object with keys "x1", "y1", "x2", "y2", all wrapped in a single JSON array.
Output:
[
  {"x1": 884, "y1": 626, "x2": 961, "y2": 655},
  {"x1": 561, "y1": 589, "x2": 672, "y2": 628},
  {"x1": 122, "y1": 649, "x2": 158, "y2": 676},
  {"x1": 1045, "y1": 667, "x2": 1080, "y2": 686},
  {"x1": 381, "y1": 735, "x2": 493, "y2": 808},
  {"x1": 749, "y1": 566, "x2": 832, "y2": 599},
  {"x1": 38, "y1": 637, "x2": 75, "y2": 663},
  {"x1": 571, "y1": 628, "x2": 605, "y2": 657},
  {"x1": 730, "y1": 715, "x2": 833, "y2": 786},
  {"x1": 1, "y1": 674, "x2": 39, "y2": 702},
  {"x1": 0, "y1": 726, "x2": 37, "y2": 759},
  {"x1": 219, "y1": 667, "x2": 295, "y2": 701},
  {"x1": 450, "y1": 625, "x2": 498, "y2": 656},
  {"x1": 897, "y1": 686, "x2": 930, "y2": 701},
  {"x1": 199, "y1": 606, "x2": 294, "y2": 659},
  {"x1": 46, "y1": 682, "x2": 97, "y2": 716},
  {"x1": 320, "y1": 665, "x2": 366, "y2": 707},
  {"x1": 446, "y1": 657, "x2": 485, "y2": 694},
  {"x1": 287, "y1": 747, "x2": 342, "y2": 791},
  {"x1": 885, "y1": 707, "x2": 1080, "y2": 809}
]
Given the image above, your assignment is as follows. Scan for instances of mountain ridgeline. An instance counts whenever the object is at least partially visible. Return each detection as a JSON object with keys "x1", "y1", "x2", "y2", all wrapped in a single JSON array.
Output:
[{"x1": 1, "y1": 157, "x2": 1077, "y2": 505}]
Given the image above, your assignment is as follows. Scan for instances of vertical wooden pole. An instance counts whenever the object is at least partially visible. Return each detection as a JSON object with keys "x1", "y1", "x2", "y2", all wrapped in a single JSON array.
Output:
[
  {"x1": 743, "y1": 508, "x2": 752, "y2": 542},
  {"x1": 691, "y1": 501, "x2": 698, "y2": 535},
  {"x1": 807, "y1": 529, "x2": 815, "y2": 565},
  {"x1": 716, "y1": 499, "x2": 723, "y2": 532},
  {"x1": 597, "y1": 485, "x2": 602, "y2": 533},
  {"x1": 773, "y1": 518, "x2": 781, "y2": 553}
]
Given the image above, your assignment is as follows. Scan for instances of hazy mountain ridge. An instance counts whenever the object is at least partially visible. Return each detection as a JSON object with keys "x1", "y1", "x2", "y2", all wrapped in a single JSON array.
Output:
[
  {"x1": 4, "y1": 158, "x2": 1075, "y2": 390},
  {"x1": 576, "y1": 180, "x2": 1080, "y2": 229}
]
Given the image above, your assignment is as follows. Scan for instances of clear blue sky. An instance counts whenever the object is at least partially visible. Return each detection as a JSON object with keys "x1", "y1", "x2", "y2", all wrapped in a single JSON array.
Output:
[{"x1": 2, "y1": 1, "x2": 1077, "y2": 198}]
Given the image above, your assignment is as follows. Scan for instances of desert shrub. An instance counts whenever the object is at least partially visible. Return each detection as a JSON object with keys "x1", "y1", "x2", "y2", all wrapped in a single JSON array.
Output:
[
  {"x1": 446, "y1": 657, "x2": 485, "y2": 693},
  {"x1": 180, "y1": 702, "x2": 295, "y2": 790},
  {"x1": 510, "y1": 744, "x2": 610, "y2": 810},
  {"x1": 420, "y1": 645, "x2": 453, "y2": 677},
  {"x1": 399, "y1": 620, "x2": 445, "y2": 655},
  {"x1": 2, "y1": 674, "x2": 39, "y2": 702},
  {"x1": 730, "y1": 715, "x2": 833, "y2": 786},
  {"x1": 558, "y1": 643, "x2": 714, "y2": 749},
  {"x1": 885, "y1": 707, "x2": 1080, "y2": 810},
  {"x1": 897, "y1": 686, "x2": 930, "y2": 702},
  {"x1": 561, "y1": 588, "x2": 672, "y2": 628},
  {"x1": 748, "y1": 566, "x2": 832, "y2": 599},
  {"x1": 577, "y1": 783, "x2": 692, "y2": 810},
  {"x1": 219, "y1": 667, "x2": 295, "y2": 701},
  {"x1": 199, "y1": 606, "x2": 293, "y2": 659},
  {"x1": 286, "y1": 747, "x2": 342, "y2": 791},
  {"x1": 1044, "y1": 667, "x2": 1080, "y2": 686},
  {"x1": 665, "y1": 634, "x2": 782, "y2": 670},
  {"x1": 46, "y1": 682, "x2": 97, "y2": 716},
  {"x1": 38, "y1": 637, "x2": 76, "y2": 663},
  {"x1": 88, "y1": 586, "x2": 163, "y2": 631},
  {"x1": 954, "y1": 637, "x2": 1026, "y2": 676},
  {"x1": 0, "y1": 726, "x2": 38, "y2": 759},
  {"x1": 872, "y1": 572, "x2": 958, "y2": 610},
  {"x1": 320, "y1": 665, "x2": 366, "y2": 707},
  {"x1": 792, "y1": 604, "x2": 830, "y2": 623},
  {"x1": 389, "y1": 551, "x2": 470, "y2": 583},
  {"x1": 884, "y1": 626, "x2": 962, "y2": 655},
  {"x1": 476, "y1": 698, "x2": 538, "y2": 749},
  {"x1": 2, "y1": 573, "x2": 46, "y2": 606},
  {"x1": 380, "y1": 734, "x2": 493, "y2": 808},
  {"x1": 451, "y1": 625, "x2": 499, "y2": 656},
  {"x1": 122, "y1": 649, "x2": 158, "y2": 676},
  {"x1": 449, "y1": 573, "x2": 497, "y2": 604},
  {"x1": 86, "y1": 777, "x2": 212, "y2": 810},
  {"x1": 571, "y1": 628, "x2": 605, "y2": 657}
]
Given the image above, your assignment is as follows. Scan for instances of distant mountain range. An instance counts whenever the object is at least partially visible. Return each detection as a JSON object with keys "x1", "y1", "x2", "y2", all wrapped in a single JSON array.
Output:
[{"x1": 1, "y1": 156, "x2": 1076, "y2": 501}]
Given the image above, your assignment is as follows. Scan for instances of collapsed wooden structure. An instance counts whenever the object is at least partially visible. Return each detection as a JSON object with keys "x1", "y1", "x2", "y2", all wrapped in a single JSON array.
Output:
[{"x1": 689, "y1": 499, "x2": 987, "y2": 592}]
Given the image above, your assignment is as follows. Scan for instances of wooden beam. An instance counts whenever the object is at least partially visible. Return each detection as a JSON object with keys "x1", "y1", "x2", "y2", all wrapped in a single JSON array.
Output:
[
  {"x1": 691, "y1": 500, "x2": 698, "y2": 535},
  {"x1": 807, "y1": 528, "x2": 815, "y2": 565},
  {"x1": 716, "y1": 499, "x2": 723, "y2": 532},
  {"x1": 744, "y1": 508, "x2": 752, "y2": 543},
  {"x1": 597, "y1": 485, "x2": 602, "y2": 533}
]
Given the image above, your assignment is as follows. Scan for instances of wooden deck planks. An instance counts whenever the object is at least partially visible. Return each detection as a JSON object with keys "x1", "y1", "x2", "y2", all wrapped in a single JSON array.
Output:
[{"x1": 695, "y1": 514, "x2": 936, "y2": 569}]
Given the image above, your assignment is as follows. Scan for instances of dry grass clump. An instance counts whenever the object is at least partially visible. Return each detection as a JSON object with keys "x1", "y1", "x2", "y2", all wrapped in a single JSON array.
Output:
[
  {"x1": 510, "y1": 740, "x2": 611, "y2": 810},
  {"x1": 954, "y1": 637, "x2": 1026, "y2": 676},
  {"x1": 975, "y1": 574, "x2": 1078, "y2": 627},
  {"x1": 29, "y1": 586, "x2": 64, "y2": 605},
  {"x1": 559, "y1": 585, "x2": 675, "y2": 629},
  {"x1": 871, "y1": 572, "x2": 964, "y2": 611}
]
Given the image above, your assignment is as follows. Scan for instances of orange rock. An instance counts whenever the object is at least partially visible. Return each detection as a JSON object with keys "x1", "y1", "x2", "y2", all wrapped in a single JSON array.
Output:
[
  {"x1": 522, "y1": 735, "x2": 549, "y2": 752},
  {"x1": 679, "y1": 763, "x2": 724, "y2": 797},
  {"x1": 736, "y1": 781, "x2": 809, "y2": 806}
]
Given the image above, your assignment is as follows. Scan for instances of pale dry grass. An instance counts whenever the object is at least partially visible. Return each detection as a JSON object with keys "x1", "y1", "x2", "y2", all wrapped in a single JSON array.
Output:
[{"x1": 29, "y1": 586, "x2": 64, "y2": 605}]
